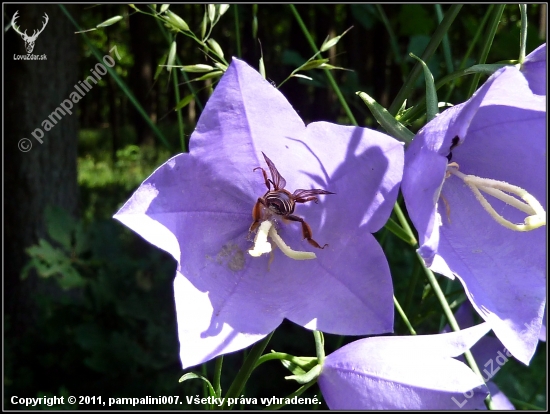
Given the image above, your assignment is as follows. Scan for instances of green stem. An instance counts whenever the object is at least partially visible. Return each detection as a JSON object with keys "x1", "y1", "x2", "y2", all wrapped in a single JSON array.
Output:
[
  {"x1": 394, "y1": 199, "x2": 492, "y2": 407},
  {"x1": 313, "y1": 330, "x2": 325, "y2": 365},
  {"x1": 154, "y1": 17, "x2": 204, "y2": 113},
  {"x1": 467, "y1": 4, "x2": 506, "y2": 97},
  {"x1": 404, "y1": 259, "x2": 421, "y2": 315},
  {"x1": 393, "y1": 204, "x2": 417, "y2": 245},
  {"x1": 171, "y1": 68, "x2": 186, "y2": 152},
  {"x1": 222, "y1": 332, "x2": 274, "y2": 409},
  {"x1": 255, "y1": 352, "x2": 312, "y2": 368},
  {"x1": 388, "y1": 4, "x2": 462, "y2": 116},
  {"x1": 375, "y1": 5, "x2": 407, "y2": 79},
  {"x1": 443, "y1": 5, "x2": 494, "y2": 103},
  {"x1": 213, "y1": 355, "x2": 223, "y2": 397},
  {"x1": 519, "y1": 4, "x2": 528, "y2": 64},
  {"x1": 234, "y1": 5, "x2": 242, "y2": 58},
  {"x1": 384, "y1": 217, "x2": 416, "y2": 245},
  {"x1": 439, "y1": 278, "x2": 455, "y2": 332},
  {"x1": 289, "y1": 4, "x2": 357, "y2": 124},
  {"x1": 420, "y1": 256, "x2": 493, "y2": 408},
  {"x1": 435, "y1": 4, "x2": 454, "y2": 74},
  {"x1": 200, "y1": 363, "x2": 209, "y2": 409},
  {"x1": 394, "y1": 295, "x2": 416, "y2": 335}
]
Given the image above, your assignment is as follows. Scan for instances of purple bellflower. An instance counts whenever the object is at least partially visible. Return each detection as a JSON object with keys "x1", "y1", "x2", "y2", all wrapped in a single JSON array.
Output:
[
  {"x1": 401, "y1": 47, "x2": 546, "y2": 365},
  {"x1": 114, "y1": 58, "x2": 404, "y2": 369},
  {"x1": 318, "y1": 322, "x2": 491, "y2": 410}
]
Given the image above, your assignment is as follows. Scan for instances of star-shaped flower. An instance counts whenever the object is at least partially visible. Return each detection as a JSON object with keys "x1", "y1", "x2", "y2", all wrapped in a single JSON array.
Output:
[
  {"x1": 114, "y1": 58, "x2": 404, "y2": 368},
  {"x1": 318, "y1": 323, "x2": 491, "y2": 410},
  {"x1": 401, "y1": 47, "x2": 546, "y2": 364}
]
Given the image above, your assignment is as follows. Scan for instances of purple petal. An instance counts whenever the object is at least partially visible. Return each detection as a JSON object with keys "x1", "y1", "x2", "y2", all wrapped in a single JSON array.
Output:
[
  {"x1": 318, "y1": 323, "x2": 490, "y2": 410},
  {"x1": 402, "y1": 72, "x2": 497, "y2": 266},
  {"x1": 403, "y1": 66, "x2": 546, "y2": 365},
  {"x1": 173, "y1": 270, "x2": 273, "y2": 368},
  {"x1": 522, "y1": 43, "x2": 546, "y2": 96},
  {"x1": 115, "y1": 58, "x2": 404, "y2": 368},
  {"x1": 485, "y1": 382, "x2": 515, "y2": 410},
  {"x1": 437, "y1": 67, "x2": 546, "y2": 364}
]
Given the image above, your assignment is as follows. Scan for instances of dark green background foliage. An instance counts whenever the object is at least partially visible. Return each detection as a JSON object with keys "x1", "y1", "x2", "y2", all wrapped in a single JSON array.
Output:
[{"x1": 4, "y1": 4, "x2": 546, "y2": 410}]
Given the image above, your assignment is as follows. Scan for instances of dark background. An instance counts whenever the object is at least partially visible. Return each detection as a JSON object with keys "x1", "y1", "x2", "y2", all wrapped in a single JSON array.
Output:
[{"x1": 4, "y1": 4, "x2": 547, "y2": 409}]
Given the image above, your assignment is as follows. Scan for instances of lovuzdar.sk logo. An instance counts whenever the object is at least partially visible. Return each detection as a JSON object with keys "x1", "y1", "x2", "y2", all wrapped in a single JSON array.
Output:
[{"x1": 11, "y1": 10, "x2": 49, "y2": 60}]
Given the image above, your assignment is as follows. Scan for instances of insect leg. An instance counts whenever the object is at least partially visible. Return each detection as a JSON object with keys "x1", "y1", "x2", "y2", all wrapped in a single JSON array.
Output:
[
  {"x1": 286, "y1": 214, "x2": 328, "y2": 249},
  {"x1": 253, "y1": 167, "x2": 272, "y2": 191},
  {"x1": 294, "y1": 196, "x2": 320, "y2": 204}
]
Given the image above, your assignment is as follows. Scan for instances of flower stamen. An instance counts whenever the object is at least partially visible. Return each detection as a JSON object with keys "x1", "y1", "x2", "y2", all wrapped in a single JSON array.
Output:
[
  {"x1": 446, "y1": 164, "x2": 546, "y2": 231},
  {"x1": 248, "y1": 220, "x2": 316, "y2": 260}
]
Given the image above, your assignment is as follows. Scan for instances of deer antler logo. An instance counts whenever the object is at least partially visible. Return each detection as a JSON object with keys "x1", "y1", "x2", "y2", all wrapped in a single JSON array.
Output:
[{"x1": 11, "y1": 11, "x2": 49, "y2": 54}]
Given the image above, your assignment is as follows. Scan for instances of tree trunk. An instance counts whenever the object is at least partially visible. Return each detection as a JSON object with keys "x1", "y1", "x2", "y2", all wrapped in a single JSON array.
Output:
[{"x1": 5, "y1": 4, "x2": 79, "y2": 335}]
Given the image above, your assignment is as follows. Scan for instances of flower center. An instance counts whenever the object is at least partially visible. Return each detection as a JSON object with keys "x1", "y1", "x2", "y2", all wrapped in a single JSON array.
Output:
[
  {"x1": 248, "y1": 220, "x2": 316, "y2": 260},
  {"x1": 446, "y1": 162, "x2": 546, "y2": 231}
]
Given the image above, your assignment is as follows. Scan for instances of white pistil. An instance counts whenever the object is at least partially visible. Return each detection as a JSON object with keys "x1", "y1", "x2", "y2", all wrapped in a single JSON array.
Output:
[
  {"x1": 248, "y1": 220, "x2": 274, "y2": 257},
  {"x1": 248, "y1": 220, "x2": 316, "y2": 260},
  {"x1": 268, "y1": 225, "x2": 317, "y2": 260},
  {"x1": 446, "y1": 165, "x2": 546, "y2": 231}
]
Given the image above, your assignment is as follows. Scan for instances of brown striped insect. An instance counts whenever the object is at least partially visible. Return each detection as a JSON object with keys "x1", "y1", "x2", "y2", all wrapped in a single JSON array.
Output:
[{"x1": 249, "y1": 152, "x2": 335, "y2": 249}]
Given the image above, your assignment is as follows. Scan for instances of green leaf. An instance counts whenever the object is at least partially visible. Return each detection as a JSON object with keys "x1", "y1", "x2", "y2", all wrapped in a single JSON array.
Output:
[
  {"x1": 24, "y1": 239, "x2": 86, "y2": 289},
  {"x1": 280, "y1": 355, "x2": 317, "y2": 375},
  {"x1": 356, "y1": 91, "x2": 414, "y2": 143},
  {"x1": 164, "y1": 10, "x2": 190, "y2": 32},
  {"x1": 96, "y1": 16, "x2": 123, "y2": 28},
  {"x1": 180, "y1": 64, "x2": 215, "y2": 73},
  {"x1": 174, "y1": 94, "x2": 195, "y2": 111},
  {"x1": 285, "y1": 364, "x2": 322, "y2": 385},
  {"x1": 190, "y1": 70, "x2": 223, "y2": 82},
  {"x1": 218, "y1": 4, "x2": 230, "y2": 17},
  {"x1": 208, "y1": 4, "x2": 216, "y2": 22},
  {"x1": 213, "y1": 62, "x2": 228, "y2": 72},
  {"x1": 259, "y1": 56, "x2": 266, "y2": 79},
  {"x1": 384, "y1": 217, "x2": 417, "y2": 246},
  {"x1": 409, "y1": 53, "x2": 438, "y2": 122},
  {"x1": 154, "y1": 54, "x2": 168, "y2": 80},
  {"x1": 291, "y1": 74, "x2": 313, "y2": 81},
  {"x1": 45, "y1": 206, "x2": 75, "y2": 251},
  {"x1": 299, "y1": 58, "x2": 329, "y2": 71},
  {"x1": 179, "y1": 372, "x2": 217, "y2": 401},
  {"x1": 200, "y1": 11, "x2": 208, "y2": 40},
  {"x1": 320, "y1": 26, "x2": 353, "y2": 52},
  {"x1": 167, "y1": 41, "x2": 176, "y2": 73},
  {"x1": 464, "y1": 63, "x2": 510, "y2": 75},
  {"x1": 180, "y1": 372, "x2": 211, "y2": 386},
  {"x1": 207, "y1": 38, "x2": 224, "y2": 59},
  {"x1": 317, "y1": 63, "x2": 352, "y2": 71}
]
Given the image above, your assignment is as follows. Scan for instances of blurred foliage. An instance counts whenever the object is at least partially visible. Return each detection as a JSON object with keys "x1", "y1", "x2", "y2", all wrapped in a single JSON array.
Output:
[{"x1": 6, "y1": 3, "x2": 546, "y2": 410}]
